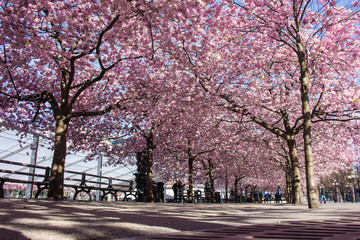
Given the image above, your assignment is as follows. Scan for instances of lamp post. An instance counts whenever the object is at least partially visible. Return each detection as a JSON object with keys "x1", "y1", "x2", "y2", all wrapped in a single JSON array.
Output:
[
  {"x1": 332, "y1": 180, "x2": 340, "y2": 203},
  {"x1": 347, "y1": 175, "x2": 356, "y2": 202}
]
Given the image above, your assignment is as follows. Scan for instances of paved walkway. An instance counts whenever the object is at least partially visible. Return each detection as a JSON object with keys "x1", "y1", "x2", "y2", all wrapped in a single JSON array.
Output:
[{"x1": 0, "y1": 199, "x2": 359, "y2": 240}]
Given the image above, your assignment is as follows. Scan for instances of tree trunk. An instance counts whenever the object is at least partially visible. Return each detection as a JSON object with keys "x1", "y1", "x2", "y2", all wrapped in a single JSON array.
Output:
[
  {"x1": 188, "y1": 155, "x2": 194, "y2": 203},
  {"x1": 253, "y1": 186, "x2": 257, "y2": 203},
  {"x1": 145, "y1": 148, "x2": 154, "y2": 202},
  {"x1": 225, "y1": 175, "x2": 229, "y2": 203},
  {"x1": 209, "y1": 168, "x2": 215, "y2": 203},
  {"x1": 145, "y1": 129, "x2": 155, "y2": 203},
  {"x1": 234, "y1": 177, "x2": 239, "y2": 203},
  {"x1": 285, "y1": 160, "x2": 293, "y2": 203},
  {"x1": 251, "y1": 114, "x2": 304, "y2": 205},
  {"x1": 48, "y1": 116, "x2": 70, "y2": 200},
  {"x1": 297, "y1": 40, "x2": 319, "y2": 209},
  {"x1": 287, "y1": 138, "x2": 303, "y2": 205}
]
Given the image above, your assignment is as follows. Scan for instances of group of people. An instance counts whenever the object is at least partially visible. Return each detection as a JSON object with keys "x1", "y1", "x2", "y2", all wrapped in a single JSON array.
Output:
[
  {"x1": 170, "y1": 183, "x2": 358, "y2": 204},
  {"x1": 172, "y1": 181, "x2": 286, "y2": 203},
  {"x1": 264, "y1": 186, "x2": 282, "y2": 203}
]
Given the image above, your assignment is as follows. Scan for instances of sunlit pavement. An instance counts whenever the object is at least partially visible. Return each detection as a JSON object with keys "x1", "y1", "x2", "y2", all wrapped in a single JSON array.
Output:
[
  {"x1": 0, "y1": 199, "x2": 359, "y2": 240},
  {"x1": 126, "y1": 219, "x2": 360, "y2": 240}
]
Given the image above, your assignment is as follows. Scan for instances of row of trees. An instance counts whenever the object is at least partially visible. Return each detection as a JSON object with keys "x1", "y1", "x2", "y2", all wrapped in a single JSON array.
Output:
[
  {"x1": 320, "y1": 166, "x2": 359, "y2": 202},
  {"x1": 1, "y1": 0, "x2": 359, "y2": 208}
]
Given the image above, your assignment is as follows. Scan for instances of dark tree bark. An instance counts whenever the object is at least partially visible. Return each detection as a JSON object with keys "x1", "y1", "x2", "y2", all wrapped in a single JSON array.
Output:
[
  {"x1": 145, "y1": 127, "x2": 155, "y2": 203},
  {"x1": 234, "y1": 177, "x2": 240, "y2": 203},
  {"x1": 225, "y1": 175, "x2": 229, "y2": 203},
  {"x1": 187, "y1": 149, "x2": 194, "y2": 203},
  {"x1": 48, "y1": 116, "x2": 70, "y2": 200},
  {"x1": 209, "y1": 165, "x2": 215, "y2": 203}
]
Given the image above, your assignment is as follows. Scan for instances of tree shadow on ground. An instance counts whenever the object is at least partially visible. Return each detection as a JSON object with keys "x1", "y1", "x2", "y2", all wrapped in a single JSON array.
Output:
[
  {"x1": 0, "y1": 228, "x2": 31, "y2": 240},
  {"x1": 1, "y1": 200, "x2": 360, "y2": 240},
  {"x1": 0, "y1": 200, "x2": 238, "y2": 239}
]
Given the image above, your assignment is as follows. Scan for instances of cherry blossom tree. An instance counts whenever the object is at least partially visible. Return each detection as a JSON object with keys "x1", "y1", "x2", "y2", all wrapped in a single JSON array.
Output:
[
  {"x1": 2, "y1": 0, "x2": 359, "y2": 208},
  {"x1": 230, "y1": 0, "x2": 360, "y2": 209},
  {"x1": 158, "y1": 100, "x2": 238, "y2": 203},
  {"x1": 88, "y1": 57, "x2": 202, "y2": 202},
  {"x1": 174, "y1": 0, "x2": 360, "y2": 208},
  {"x1": 171, "y1": 9, "x2": 306, "y2": 205},
  {"x1": 0, "y1": 0, "x2": 167, "y2": 200},
  {"x1": 263, "y1": 137, "x2": 300, "y2": 202}
]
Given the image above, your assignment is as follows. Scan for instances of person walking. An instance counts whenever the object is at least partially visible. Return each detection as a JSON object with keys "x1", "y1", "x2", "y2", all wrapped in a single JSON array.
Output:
[
  {"x1": 265, "y1": 192, "x2": 269, "y2": 203},
  {"x1": 320, "y1": 186, "x2": 327, "y2": 204},
  {"x1": 177, "y1": 180, "x2": 184, "y2": 202},
  {"x1": 276, "y1": 186, "x2": 282, "y2": 203},
  {"x1": 172, "y1": 181, "x2": 179, "y2": 202}
]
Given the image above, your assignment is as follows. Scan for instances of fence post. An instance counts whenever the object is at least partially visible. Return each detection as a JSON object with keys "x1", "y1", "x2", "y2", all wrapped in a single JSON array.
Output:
[
  {"x1": 0, "y1": 179, "x2": 5, "y2": 198},
  {"x1": 108, "y1": 178, "x2": 113, "y2": 189},
  {"x1": 96, "y1": 154, "x2": 102, "y2": 201},
  {"x1": 26, "y1": 135, "x2": 39, "y2": 198},
  {"x1": 43, "y1": 168, "x2": 50, "y2": 183},
  {"x1": 80, "y1": 172, "x2": 87, "y2": 186}
]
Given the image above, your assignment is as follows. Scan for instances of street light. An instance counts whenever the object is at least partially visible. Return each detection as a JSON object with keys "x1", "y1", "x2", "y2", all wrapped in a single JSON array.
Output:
[{"x1": 332, "y1": 180, "x2": 340, "y2": 202}]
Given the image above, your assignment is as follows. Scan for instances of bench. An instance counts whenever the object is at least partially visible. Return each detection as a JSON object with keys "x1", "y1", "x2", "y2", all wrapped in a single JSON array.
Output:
[{"x1": 0, "y1": 159, "x2": 137, "y2": 201}]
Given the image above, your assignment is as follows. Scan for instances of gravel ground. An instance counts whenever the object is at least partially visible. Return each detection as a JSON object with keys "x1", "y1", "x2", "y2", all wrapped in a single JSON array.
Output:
[{"x1": 1, "y1": 199, "x2": 359, "y2": 240}]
